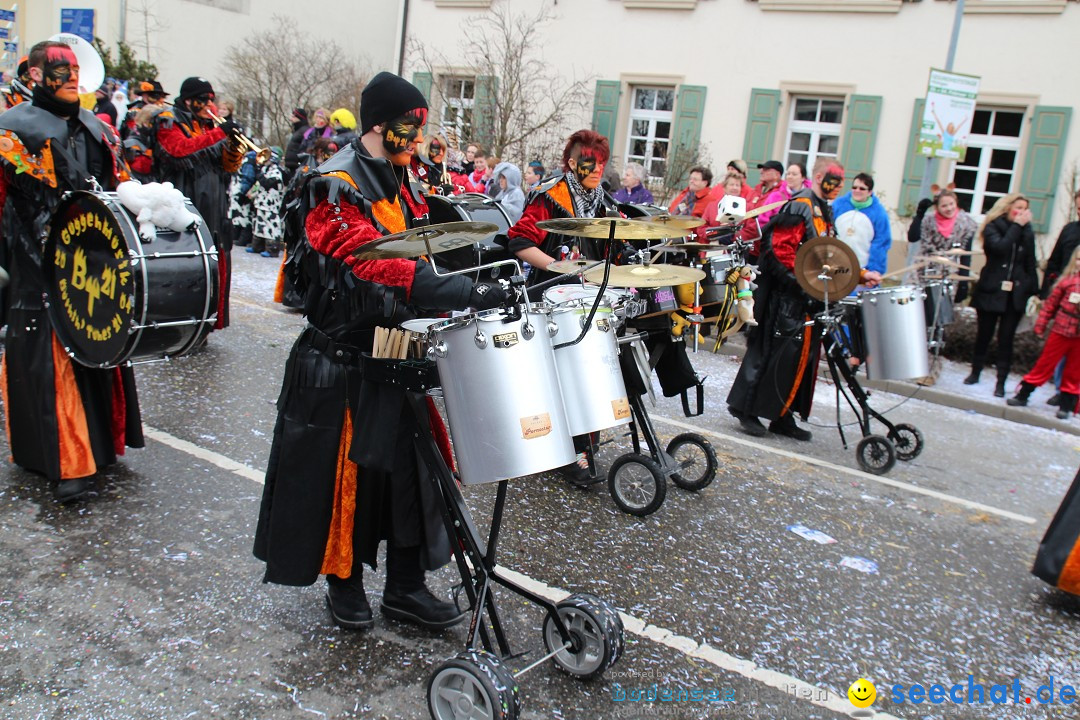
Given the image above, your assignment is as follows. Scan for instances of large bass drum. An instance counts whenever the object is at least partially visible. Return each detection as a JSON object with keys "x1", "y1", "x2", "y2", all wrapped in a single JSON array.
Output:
[
  {"x1": 426, "y1": 192, "x2": 513, "y2": 279},
  {"x1": 44, "y1": 191, "x2": 218, "y2": 368}
]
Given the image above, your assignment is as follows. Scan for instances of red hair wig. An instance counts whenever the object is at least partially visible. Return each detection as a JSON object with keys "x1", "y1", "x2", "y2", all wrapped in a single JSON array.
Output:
[{"x1": 561, "y1": 129, "x2": 610, "y2": 172}]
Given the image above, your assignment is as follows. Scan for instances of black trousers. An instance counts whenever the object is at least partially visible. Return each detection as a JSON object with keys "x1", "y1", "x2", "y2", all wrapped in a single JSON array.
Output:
[{"x1": 972, "y1": 303, "x2": 1024, "y2": 375}]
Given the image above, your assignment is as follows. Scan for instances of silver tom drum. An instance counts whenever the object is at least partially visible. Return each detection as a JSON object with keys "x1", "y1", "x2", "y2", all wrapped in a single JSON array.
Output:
[
  {"x1": 544, "y1": 283, "x2": 634, "y2": 328},
  {"x1": 429, "y1": 305, "x2": 575, "y2": 484},
  {"x1": 700, "y1": 249, "x2": 736, "y2": 306},
  {"x1": 852, "y1": 285, "x2": 929, "y2": 381},
  {"x1": 545, "y1": 291, "x2": 632, "y2": 437}
]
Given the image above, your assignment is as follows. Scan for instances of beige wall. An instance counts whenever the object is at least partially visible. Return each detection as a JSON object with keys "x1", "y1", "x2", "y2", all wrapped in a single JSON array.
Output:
[{"x1": 404, "y1": 0, "x2": 1080, "y2": 248}]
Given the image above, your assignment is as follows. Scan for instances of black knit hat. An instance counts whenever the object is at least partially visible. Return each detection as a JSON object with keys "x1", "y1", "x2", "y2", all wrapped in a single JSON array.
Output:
[
  {"x1": 177, "y1": 76, "x2": 215, "y2": 101},
  {"x1": 359, "y1": 72, "x2": 428, "y2": 134},
  {"x1": 292, "y1": 107, "x2": 308, "y2": 123}
]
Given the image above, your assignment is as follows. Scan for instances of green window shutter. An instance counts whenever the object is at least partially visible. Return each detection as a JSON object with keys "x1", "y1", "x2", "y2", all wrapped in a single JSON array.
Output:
[
  {"x1": 473, "y1": 75, "x2": 498, "y2": 149},
  {"x1": 897, "y1": 98, "x2": 927, "y2": 216},
  {"x1": 1019, "y1": 105, "x2": 1073, "y2": 233},
  {"x1": 672, "y1": 84, "x2": 707, "y2": 180},
  {"x1": 742, "y1": 88, "x2": 781, "y2": 187},
  {"x1": 840, "y1": 95, "x2": 882, "y2": 179},
  {"x1": 411, "y1": 72, "x2": 433, "y2": 102},
  {"x1": 592, "y1": 80, "x2": 621, "y2": 148}
]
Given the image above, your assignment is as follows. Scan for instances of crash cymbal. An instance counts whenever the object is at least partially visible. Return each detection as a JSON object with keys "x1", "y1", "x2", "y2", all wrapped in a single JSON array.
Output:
[
  {"x1": 352, "y1": 221, "x2": 500, "y2": 259},
  {"x1": 584, "y1": 263, "x2": 705, "y2": 288},
  {"x1": 547, "y1": 259, "x2": 603, "y2": 274},
  {"x1": 942, "y1": 247, "x2": 983, "y2": 256},
  {"x1": 536, "y1": 217, "x2": 681, "y2": 240},
  {"x1": 628, "y1": 213, "x2": 705, "y2": 231},
  {"x1": 794, "y1": 236, "x2": 861, "y2": 301}
]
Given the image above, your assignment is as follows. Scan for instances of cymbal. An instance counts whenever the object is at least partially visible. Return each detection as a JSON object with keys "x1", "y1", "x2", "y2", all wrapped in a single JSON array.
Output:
[
  {"x1": 942, "y1": 247, "x2": 983, "y2": 256},
  {"x1": 793, "y1": 236, "x2": 861, "y2": 301},
  {"x1": 547, "y1": 259, "x2": 602, "y2": 274},
  {"x1": 536, "y1": 217, "x2": 681, "y2": 240},
  {"x1": 656, "y1": 242, "x2": 731, "y2": 252},
  {"x1": 584, "y1": 263, "x2": 705, "y2": 288},
  {"x1": 352, "y1": 221, "x2": 500, "y2": 259},
  {"x1": 948, "y1": 273, "x2": 979, "y2": 282},
  {"x1": 628, "y1": 213, "x2": 705, "y2": 231}
]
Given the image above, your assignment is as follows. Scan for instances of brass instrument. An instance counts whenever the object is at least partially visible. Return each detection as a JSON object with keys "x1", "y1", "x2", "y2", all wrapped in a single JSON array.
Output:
[{"x1": 206, "y1": 107, "x2": 271, "y2": 164}]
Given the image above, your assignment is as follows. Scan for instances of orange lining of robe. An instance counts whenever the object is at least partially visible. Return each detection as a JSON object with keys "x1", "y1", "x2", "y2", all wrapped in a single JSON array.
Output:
[
  {"x1": 0, "y1": 351, "x2": 10, "y2": 459},
  {"x1": 371, "y1": 197, "x2": 406, "y2": 235},
  {"x1": 320, "y1": 409, "x2": 358, "y2": 578},
  {"x1": 546, "y1": 180, "x2": 574, "y2": 216},
  {"x1": 1057, "y1": 539, "x2": 1080, "y2": 594},
  {"x1": 273, "y1": 253, "x2": 286, "y2": 304},
  {"x1": 52, "y1": 335, "x2": 96, "y2": 479},
  {"x1": 781, "y1": 314, "x2": 814, "y2": 416}
]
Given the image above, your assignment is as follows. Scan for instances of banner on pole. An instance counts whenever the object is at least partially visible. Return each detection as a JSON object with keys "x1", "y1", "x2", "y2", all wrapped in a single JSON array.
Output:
[{"x1": 918, "y1": 68, "x2": 981, "y2": 162}]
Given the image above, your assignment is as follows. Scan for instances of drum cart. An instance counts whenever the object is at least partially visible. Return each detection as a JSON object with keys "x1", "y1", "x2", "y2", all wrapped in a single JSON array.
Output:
[{"x1": 817, "y1": 307, "x2": 925, "y2": 475}]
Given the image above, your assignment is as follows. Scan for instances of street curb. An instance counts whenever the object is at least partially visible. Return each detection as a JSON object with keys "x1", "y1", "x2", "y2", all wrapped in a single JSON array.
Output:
[{"x1": 705, "y1": 336, "x2": 1080, "y2": 437}]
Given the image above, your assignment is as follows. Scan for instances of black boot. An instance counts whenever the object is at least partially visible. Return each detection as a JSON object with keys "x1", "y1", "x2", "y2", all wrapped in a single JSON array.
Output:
[
  {"x1": 326, "y1": 572, "x2": 374, "y2": 630},
  {"x1": 55, "y1": 476, "x2": 90, "y2": 503},
  {"x1": 768, "y1": 413, "x2": 812, "y2": 442},
  {"x1": 963, "y1": 359, "x2": 983, "y2": 385},
  {"x1": 382, "y1": 546, "x2": 466, "y2": 630},
  {"x1": 1047, "y1": 392, "x2": 1062, "y2": 406},
  {"x1": 1006, "y1": 381, "x2": 1036, "y2": 407},
  {"x1": 1057, "y1": 393, "x2": 1077, "y2": 420}
]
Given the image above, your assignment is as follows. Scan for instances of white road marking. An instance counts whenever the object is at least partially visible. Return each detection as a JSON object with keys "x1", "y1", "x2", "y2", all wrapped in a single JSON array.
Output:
[
  {"x1": 142, "y1": 423, "x2": 900, "y2": 717},
  {"x1": 653, "y1": 414, "x2": 1037, "y2": 525}
]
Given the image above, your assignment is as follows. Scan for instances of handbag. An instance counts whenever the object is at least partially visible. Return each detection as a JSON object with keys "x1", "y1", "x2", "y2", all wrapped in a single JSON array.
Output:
[{"x1": 1033, "y1": 465, "x2": 1080, "y2": 594}]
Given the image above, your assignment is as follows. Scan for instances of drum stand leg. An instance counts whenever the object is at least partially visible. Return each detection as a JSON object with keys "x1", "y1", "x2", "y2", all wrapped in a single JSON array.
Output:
[
  {"x1": 406, "y1": 394, "x2": 578, "y2": 663},
  {"x1": 822, "y1": 335, "x2": 898, "y2": 447},
  {"x1": 627, "y1": 392, "x2": 677, "y2": 476}
]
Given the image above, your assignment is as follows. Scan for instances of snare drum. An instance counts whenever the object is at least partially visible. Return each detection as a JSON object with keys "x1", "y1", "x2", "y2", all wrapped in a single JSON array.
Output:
[
  {"x1": 426, "y1": 193, "x2": 512, "y2": 279},
  {"x1": 923, "y1": 279, "x2": 955, "y2": 329},
  {"x1": 44, "y1": 190, "x2": 217, "y2": 368},
  {"x1": 851, "y1": 285, "x2": 929, "y2": 381},
  {"x1": 543, "y1": 284, "x2": 633, "y2": 327},
  {"x1": 430, "y1": 305, "x2": 575, "y2": 484},
  {"x1": 546, "y1": 291, "x2": 632, "y2": 436}
]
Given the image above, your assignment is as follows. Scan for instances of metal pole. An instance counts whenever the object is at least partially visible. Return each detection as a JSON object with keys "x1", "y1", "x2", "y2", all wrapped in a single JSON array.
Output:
[{"x1": 916, "y1": 0, "x2": 966, "y2": 201}]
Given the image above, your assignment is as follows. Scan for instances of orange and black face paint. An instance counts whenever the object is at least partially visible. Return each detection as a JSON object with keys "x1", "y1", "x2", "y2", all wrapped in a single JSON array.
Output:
[
  {"x1": 383, "y1": 108, "x2": 428, "y2": 156},
  {"x1": 42, "y1": 46, "x2": 79, "y2": 94},
  {"x1": 187, "y1": 93, "x2": 214, "y2": 116},
  {"x1": 820, "y1": 164, "x2": 845, "y2": 199},
  {"x1": 573, "y1": 147, "x2": 605, "y2": 183}
]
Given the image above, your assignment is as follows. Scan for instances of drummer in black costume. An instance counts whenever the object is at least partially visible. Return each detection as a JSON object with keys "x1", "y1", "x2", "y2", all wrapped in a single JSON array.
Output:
[
  {"x1": 0, "y1": 40, "x2": 144, "y2": 503},
  {"x1": 253, "y1": 72, "x2": 507, "y2": 633},
  {"x1": 507, "y1": 129, "x2": 621, "y2": 288}
]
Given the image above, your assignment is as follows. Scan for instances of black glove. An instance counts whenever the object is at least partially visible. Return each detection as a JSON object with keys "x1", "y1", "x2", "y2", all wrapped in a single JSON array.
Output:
[
  {"x1": 219, "y1": 118, "x2": 244, "y2": 139},
  {"x1": 469, "y1": 282, "x2": 508, "y2": 310}
]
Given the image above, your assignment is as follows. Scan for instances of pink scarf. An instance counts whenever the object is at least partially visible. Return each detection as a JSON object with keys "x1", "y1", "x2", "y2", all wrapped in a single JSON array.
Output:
[{"x1": 935, "y1": 210, "x2": 957, "y2": 239}]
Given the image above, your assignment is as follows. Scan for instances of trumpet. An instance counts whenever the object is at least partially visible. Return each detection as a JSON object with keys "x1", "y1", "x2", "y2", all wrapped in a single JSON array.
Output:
[{"x1": 206, "y1": 108, "x2": 271, "y2": 164}]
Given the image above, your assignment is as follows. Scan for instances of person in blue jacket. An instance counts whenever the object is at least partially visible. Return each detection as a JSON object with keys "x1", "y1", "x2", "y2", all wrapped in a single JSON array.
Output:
[{"x1": 832, "y1": 173, "x2": 892, "y2": 276}]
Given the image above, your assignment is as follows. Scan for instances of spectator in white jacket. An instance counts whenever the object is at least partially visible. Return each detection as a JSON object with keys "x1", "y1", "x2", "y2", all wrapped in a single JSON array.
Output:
[{"x1": 492, "y1": 161, "x2": 525, "y2": 223}]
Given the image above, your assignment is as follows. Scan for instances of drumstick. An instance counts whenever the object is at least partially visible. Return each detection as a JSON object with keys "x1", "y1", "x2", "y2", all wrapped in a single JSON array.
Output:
[
  {"x1": 373, "y1": 327, "x2": 384, "y2": 358},
  {"x1": 388, "y1": 329, "x2": 402, "y2": 359},
  {"x1": 880, "y1": 262, "x2": 926, "y2": 281},
  {"x1": 399, "y1": 330, "x2": 412, "y2": 359},
  {"x1": 928, "y1": 255, "x2": 968, "y2": 269}
]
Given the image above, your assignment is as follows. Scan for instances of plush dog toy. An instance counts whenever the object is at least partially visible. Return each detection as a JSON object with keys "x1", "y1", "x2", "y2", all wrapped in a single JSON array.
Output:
[
  {"x1": 734, "y1": 265, "x2": 757, "y2": 326},
  {"x1": 116, "y1": 180, "x2": 201, "y2": 241}
]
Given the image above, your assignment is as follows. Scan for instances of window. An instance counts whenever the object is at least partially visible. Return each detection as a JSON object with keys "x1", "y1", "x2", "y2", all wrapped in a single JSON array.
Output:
[
  {"x1": 624, "y1": 86, "x2": 675, "y2": 180},
  {"x1": 784, "y1": 97, "x2": 843, "y2": 171},
  {"x1": 440, "y1": 77, "x2": 474, "y2": 143},
  {"x1": 949, "y1": 108, "x2": 1024, "y2": 218}
]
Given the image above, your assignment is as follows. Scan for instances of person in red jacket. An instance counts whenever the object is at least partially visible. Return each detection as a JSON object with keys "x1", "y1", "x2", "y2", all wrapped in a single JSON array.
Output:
[
  {"x1": 667, "y1": 166, "x2": 713, "y2": 218},
  {"x1": 1007, "y1": 245, "x2": 1080, "y2": 418},
  {"x1": 153, "y1": 77, "x2": 244, "y2": 329}
]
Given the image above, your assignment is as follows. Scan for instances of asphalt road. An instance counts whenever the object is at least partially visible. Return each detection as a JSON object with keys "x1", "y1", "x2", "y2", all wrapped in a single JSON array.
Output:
[{"x1": 2, "y1": 249, "x2": 1079, "y2": 720}]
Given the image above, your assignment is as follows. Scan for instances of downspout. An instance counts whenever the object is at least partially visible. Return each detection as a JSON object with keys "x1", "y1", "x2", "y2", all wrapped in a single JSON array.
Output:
[{"x1": 396, "y1": 0, "x2": 409, "y2": 76}]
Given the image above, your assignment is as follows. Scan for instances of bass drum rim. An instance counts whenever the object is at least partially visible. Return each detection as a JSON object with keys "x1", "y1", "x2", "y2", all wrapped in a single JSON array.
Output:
[{"x1": 426, "y1": 192, "x2": 512, "y2": 279}]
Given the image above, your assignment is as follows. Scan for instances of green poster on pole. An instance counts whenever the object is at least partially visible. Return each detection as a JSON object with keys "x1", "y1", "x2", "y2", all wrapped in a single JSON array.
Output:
[{"x1": 918, "y1": 68, "x2": 980, "y2": 162}]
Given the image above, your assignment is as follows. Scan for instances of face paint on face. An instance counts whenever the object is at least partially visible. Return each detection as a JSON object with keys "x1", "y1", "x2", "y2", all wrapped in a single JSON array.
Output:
[
  {"x1": 573, "y1": 147, "x2": 605, "y2": 189},
  {"x1": 187, "y1": 93, "x2": 215, "y2": 118},
  {"x1": 43, "y1": 46, "x2": 80, "y2": 102},
  {"x1": 382, "y1": 108, "x2": 427, "y2": 165},
  {"x1": 430, "y1": 140, "x2": 444, "y2": 163},
  {"x1": 820, "y1": 165, "x2": 844, "y2": 199}
]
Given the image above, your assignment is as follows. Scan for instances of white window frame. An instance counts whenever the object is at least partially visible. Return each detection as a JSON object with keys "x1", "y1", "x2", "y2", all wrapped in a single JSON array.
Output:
[
  {"x1": 624, "y1": 85, "x2": 676, "y2": 182},
  {"x1": 947, "y1": 107, "x2": 1024, "y2": 222},
  {"x1": 439, "y1": 75, "x2": 475, "y2": 144},
  {"x1": 783, "y1": 96, "x2": 844, "y2": 172}
]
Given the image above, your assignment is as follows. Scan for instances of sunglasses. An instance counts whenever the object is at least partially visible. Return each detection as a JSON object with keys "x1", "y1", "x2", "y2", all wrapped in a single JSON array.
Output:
[{"x1": 852, "y1": 185, "x2": 871, "y2": 192}]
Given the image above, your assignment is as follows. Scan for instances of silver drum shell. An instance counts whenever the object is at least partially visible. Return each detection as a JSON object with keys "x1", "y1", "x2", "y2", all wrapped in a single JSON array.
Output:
[
  {"x1": 431, "y1": 306, "x2": 575, "y2": 484},
  {"x1": 857, "y1": 285, "x2": 929, "y2": 381},
  {"x1": 549, "y1": 301, "x2": 632, "y2": 436}
]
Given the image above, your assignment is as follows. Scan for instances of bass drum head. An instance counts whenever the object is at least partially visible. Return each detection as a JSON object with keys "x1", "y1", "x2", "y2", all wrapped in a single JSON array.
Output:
[
  {"x1": 44, "y1": 191, "x2": 139, "y2": 368},
  {"x1": 427, "y1": 193, "x2": 513, "y2": 278}
]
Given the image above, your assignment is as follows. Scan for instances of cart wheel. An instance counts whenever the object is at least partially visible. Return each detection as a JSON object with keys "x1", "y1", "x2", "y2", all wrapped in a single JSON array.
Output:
[
  {"x1": 888, "y1": 423, "x2": 924, "y2": 461},
  {"x1": 856, "y1": 435, "x2": 896, "y2": 475},
  {"x1": 428, "y1": 650, "x2": 520, "y2": 720},
  {"x1": 608, "y1": 453, "x2": 666, "y2": 516},
  {"x1": 542, "y1": 593, "x2": 624, "y2": 680},
  {"x1": 665, "y1": 433, "x2": 719, "y2": 491}
]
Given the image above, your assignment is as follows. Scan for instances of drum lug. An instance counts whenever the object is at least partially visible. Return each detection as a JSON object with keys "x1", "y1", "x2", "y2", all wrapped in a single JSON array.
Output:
[
  {"x1": 547, "y1": 321, "x2": 559, "y2": 338},
  {"x1": 473, "y1": 330, "x2": 488, "y2": 349},
  {"x1": 431, "y1": 341, "x2": 448, "y2": 359},
  {"x1": 521, "y1": 322, "x2": 535, "y2": 341}
]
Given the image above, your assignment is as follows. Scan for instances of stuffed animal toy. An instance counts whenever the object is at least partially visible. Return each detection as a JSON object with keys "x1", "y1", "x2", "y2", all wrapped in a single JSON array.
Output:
[
  {"x1": 670, "y1": 282, "x2": 706, "y2": 345},
  {"x1": 734, "y1": 265, "x2": 757, "y2": 326},
  {"x1": 116, "y1": 180, "x2": 201, "y2": 242}
]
